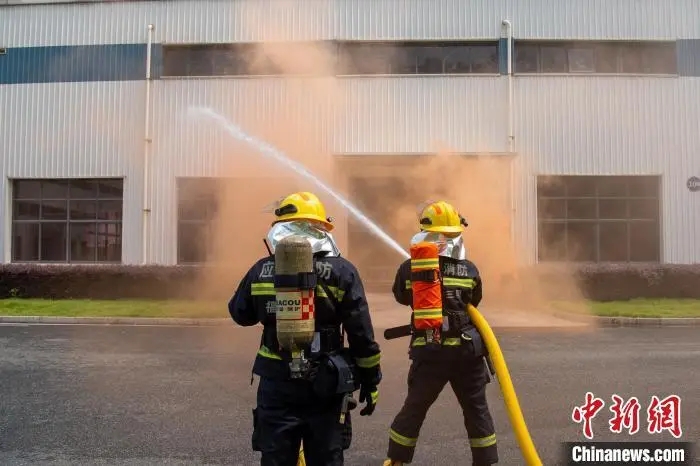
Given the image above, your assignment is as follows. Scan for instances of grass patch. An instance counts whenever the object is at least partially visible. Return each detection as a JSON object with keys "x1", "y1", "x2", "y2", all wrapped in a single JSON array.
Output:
[
  {"x1": 1, "y1": 298, "x2": 699, "y2": 319},
  {"x1": 551, "y1": 299, "x2": 700, "y2": 318},
  {"x1": 0, "y1": 299, "x2": 227, "y2": 318}
]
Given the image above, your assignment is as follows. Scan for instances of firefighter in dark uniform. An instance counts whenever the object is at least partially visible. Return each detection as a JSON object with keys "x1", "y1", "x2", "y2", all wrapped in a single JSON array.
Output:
[
  {"x1": 383, "y1": 201, "x2": 498, "y2": 466},
  {"x1": 229, "y1": 191, "x2": 382, "y2": 466}
]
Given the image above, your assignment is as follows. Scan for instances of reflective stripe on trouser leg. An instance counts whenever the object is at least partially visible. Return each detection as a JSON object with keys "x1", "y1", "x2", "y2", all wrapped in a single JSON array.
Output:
[
  {"x1": 387, "y1": 428, "x2": 418, "y2": 464},
  {"x1": 469, "y1": 433, "x2": 498, "y2": 466}
]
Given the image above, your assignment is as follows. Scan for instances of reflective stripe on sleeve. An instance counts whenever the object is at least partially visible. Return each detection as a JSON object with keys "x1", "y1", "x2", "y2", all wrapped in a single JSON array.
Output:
[
  {"x1": 256, "y1": 345, "x2": 282, "y2": 360},
  {"x1": 442, "y1": 277, "x2": 475, "y2": 289},
  {"x1": 251, "y1": 282, "x2": 275, "y2": 296}
]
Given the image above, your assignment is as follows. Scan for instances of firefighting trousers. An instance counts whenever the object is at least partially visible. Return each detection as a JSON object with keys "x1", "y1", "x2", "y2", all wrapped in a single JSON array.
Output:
[
  {"x1": 252, "y1": 376, "x2": 351, "y2": 466},
  {"x1": 387, "y1": 352, "x2": 498, "y2": 465}
]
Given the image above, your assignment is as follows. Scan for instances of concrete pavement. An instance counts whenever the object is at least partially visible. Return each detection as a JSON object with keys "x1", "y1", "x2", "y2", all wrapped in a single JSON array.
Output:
[{"x1": 0, "y1": 324, "x2": 697, "y2": 465}]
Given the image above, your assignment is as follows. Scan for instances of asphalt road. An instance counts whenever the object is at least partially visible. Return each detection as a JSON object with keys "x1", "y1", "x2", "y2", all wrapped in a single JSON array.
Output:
[{"x1": 0, "y1": 323, "x2": 697, "y2": 465}]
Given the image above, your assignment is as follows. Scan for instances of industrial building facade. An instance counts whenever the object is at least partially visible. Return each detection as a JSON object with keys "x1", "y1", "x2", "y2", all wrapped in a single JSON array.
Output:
[{"x1": 1, "y1": 0, "x2": 699, "y2": 282}]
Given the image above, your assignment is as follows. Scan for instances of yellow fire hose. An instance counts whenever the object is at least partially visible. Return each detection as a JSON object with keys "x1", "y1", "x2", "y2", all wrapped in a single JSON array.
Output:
[
  {"x1": 298, "y1": 305, "x2": 542, "y2": 466},
  {"x1": 467, "y1": 304, "x2": 543, "y2": 466},
  {"x1": 297, "y1": 444, "x2": 306, "y2": 466}
]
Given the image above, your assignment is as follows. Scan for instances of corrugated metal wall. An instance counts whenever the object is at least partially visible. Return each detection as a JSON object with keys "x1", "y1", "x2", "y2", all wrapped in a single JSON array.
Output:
[
  {"x1": 513, "y1": 77, "x2": 700, "y2": 264},
  {"x1": 3, "y1": 0, "x2": 700, "y2": 47},
  {"x1": 0, "y1": 81, "x2": 145, "y2": 264},
  {"x1": 1, "y1": 77, "x2": 698, "y2": 264},
  {"x1": 145, "y1": 77, "x2": 506, "y2": 263},
  {"x1": 1, "y1": 0, "x2": 699, "y2": 265}
]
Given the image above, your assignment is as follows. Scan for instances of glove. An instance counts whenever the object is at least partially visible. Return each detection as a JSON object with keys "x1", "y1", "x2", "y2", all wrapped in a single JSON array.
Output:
[{"x1": 359, "y1": 384, "x2": 378, "y2": 416}]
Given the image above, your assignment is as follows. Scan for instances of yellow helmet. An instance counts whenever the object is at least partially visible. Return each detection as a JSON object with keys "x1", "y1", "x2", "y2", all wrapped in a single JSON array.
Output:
[
  {"x1": 418, "y1": 200, "x2": 467, "y2": 234},
  {"x1": 272, "y1": 191, "x2": 334, "y2": 231}
]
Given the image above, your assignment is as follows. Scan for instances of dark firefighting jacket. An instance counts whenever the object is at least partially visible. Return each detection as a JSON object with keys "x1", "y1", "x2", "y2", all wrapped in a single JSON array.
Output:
[
  {"x1": 229, "y1": 253, "x2": 382, "y2": 387},
  {"x1": 392, "y1": 255, "x2": 483, "y2": 351}
]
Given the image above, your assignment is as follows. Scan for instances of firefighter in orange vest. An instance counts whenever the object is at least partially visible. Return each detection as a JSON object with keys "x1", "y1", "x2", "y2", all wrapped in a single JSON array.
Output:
[
  {"x1": 383, "y1": 201, "x2": 498, "y2": 466},
  {"x1": 229, "y1": 192, "x2": 382, "y2": 466}
]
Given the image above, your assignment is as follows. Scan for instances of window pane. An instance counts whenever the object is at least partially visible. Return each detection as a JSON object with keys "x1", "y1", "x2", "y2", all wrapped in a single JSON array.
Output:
[
  {"x1": 442, "y1": 46, "x2": 471, "y2": 73},
  {"x1": 541, "y1": 46, "x2": 568, "y2": 72},
  {"x1": 162, "y1": 46, "x2": 190, "y2": 76},
  {"x1": 70, "y1": 222, "x2": 97, "y2": 261},
  {"x1": 69, "y1": 180, "x2": 99, "y2": 199},
  {"x1": 341, "y1": 43, "x2": 395, "y2": 74},
  {"x1": 641, "y1": 44, "x2": 677, "y2": 74},
  {"x1": 566, "y1": 222, "x2": 597, "y2": 262},
  {"x1": 515, "y1": 45, "x2": 539, "y2": 73},
  {"x1": 566, "y1": 176, "x2": 597, "y2": 197},
  {"x1": 620, "y1": 45, "x2": 644, "y2": 73},
  {"x1": 598, "y1": 199, "x2": 627, "y2": 219},
  {"x1": 470, "y1": 45, "x2": 498, "y2": 73},
  {"x1": 568, "y1": 48, "x2": 595, "y2": 73},
  {"x1": 14, "y1": 180, "x2": 42, "y2": 199},
  {"x1": 12, "y1": 222, "x2": 40, "y2": 261},
  {"x1": 415, "y1": 46, "x2": 445, "y2": 74},
  {"x1": 210, "y1": 46, "x2": 249, "y2": 76},
  {"x1": 595, "y1": 44, "x2": 619, "y2": 73},
  {"x1": 538, "y1": 222, "x2": 566, "y2": 261},
  {"x1": 537, "y1": 176, "x2": 566, "y2": 197},
  {"x1": 567, "y1": 199, "x2": 597, "y2": 220},
  {"x1": 627, "y1": 176, "x2": 658, "y2": 197},
  {"x1": 599, "y1": 222, "x2": 628, "y2": 262},
  {"x1": 596, "y1": 177, "x2": 628, "y2": 197},
  {"x1": 69, "y1": 200, "x2": 97, "y2": 220},
  {"x1": 537, "y1": 198, "x2": 567, "y2": 220},
  {"x1": 392, "y1": 46, "x2": 418, "y2": 74},
  {"x1": 97, "y1": 200, "x2": 123, "y2": 221},
  {"x1": 182, "y1": 47, "x2": 215, "y2": 76},
  {"x1": 96, "y1": 222, "x2": 122, "y2": 262},
  {"x1": 178, "y1": 222, "x2": 210, "y2": 263},
  {"x1": 629, "y1": 221, "x2": 660, "y2": 261},
  {"x1": 628, "y1": 198, "x2": 658, "y2": 220},
  {"x1": 40, "y1": 223, "x2": 67, "y2": 261},
  {"x1": 13, "y1": 200, "x2": 40, "y2": 220},
  {"x1": 42, "y1": 180, "x2": 69, "y2": 199},
  {"x1": 97, "y1": 179, "x2": 124, "y2": 198},
  {"x1": 41, "y1": 200, "x2": 68, "y2": 220}
]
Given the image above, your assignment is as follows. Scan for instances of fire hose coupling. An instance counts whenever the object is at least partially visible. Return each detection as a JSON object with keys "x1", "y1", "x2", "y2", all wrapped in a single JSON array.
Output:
[{"x1": 274, "y1": 235, "x2": 317, "y2": 379}]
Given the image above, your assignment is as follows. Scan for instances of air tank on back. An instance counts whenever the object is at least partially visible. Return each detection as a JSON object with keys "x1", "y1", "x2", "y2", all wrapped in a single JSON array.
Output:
[{"x1": 274, "y1": 235, "x2": 317, "y2": 356}]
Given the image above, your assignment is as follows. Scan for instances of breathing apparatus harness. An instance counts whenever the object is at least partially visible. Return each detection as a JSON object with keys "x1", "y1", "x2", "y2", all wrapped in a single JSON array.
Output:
[
  {"x1": 409, "y1": 241, "x2": 487, "y2": 361},
  {"x1": 260, "y1": 236, "x2": 359, "y2": 417}
]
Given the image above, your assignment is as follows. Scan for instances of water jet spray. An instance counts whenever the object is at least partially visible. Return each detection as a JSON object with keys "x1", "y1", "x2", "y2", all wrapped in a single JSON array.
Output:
[{"x1": 187, "y1": 106, "x2": 410, "y2": 260}]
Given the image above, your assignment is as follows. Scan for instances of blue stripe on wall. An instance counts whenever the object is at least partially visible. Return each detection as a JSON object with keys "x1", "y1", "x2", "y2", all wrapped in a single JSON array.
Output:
[
  {"x1": 0, "y1": 44, "x2": 154, "y2": 84},
  {"x1": 498, "y1": 37, "x2": 511, "y2": 75},
  {"x1": 677, "y1": 40, "x2": 700, "y2": 77}
]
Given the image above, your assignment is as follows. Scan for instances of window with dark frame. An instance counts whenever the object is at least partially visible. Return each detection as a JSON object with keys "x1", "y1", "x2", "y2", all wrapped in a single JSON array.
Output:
[
  {"x1": 162, "y1": 41, "x2": 500, "y2": 77},
  {"x1": 514, "y1": 40, "x2": 677, "y2": 75},
  {"x1": 11, "y1": 179, "x2": 123, "y2": 263},
  {"x1": 536, "y1": 175, "x2": 661, "y2": 263},
  {"x1": 176, "y1": 177, "x2": 222, "y2": 264}
]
